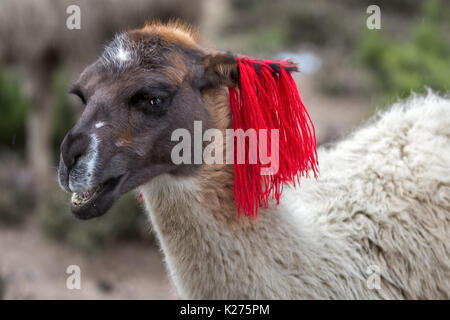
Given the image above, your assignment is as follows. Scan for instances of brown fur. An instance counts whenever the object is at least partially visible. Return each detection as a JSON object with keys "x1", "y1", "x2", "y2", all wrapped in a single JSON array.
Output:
[
  {"x1": 196, "y1": 87, "x2": 260, "y2": 227},
  {"x1": 133, "y1": 20, "x2": 200, "y2": 49},
  {"x1": 197, "y1": 88, "x2": 235, "y2": 224}
]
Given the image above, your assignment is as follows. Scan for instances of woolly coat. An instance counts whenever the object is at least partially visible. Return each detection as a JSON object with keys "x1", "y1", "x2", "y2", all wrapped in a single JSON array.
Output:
[{"x1": 141, "y1": 92, "x2": 450, "y2": 299}]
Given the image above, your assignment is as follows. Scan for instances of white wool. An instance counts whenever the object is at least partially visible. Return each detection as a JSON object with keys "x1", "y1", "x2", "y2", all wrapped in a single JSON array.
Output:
[{"x1": 141, "y1": 92, "x2": 450, "y2": 299}]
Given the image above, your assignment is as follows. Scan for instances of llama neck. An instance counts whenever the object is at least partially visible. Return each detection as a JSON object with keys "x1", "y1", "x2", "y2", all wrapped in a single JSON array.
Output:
[
  {"x1": 140, "y1": 88, "x2": 369, "y2": 299},
  {"x1": 140, "y1": 167, "x2": 333, "y2": 299}
]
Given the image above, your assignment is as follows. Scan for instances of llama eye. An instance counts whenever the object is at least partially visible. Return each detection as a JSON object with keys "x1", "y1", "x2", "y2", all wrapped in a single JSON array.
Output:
[
  {"x1": 149, "y1": 97, "x2": 162, "y2": 106},
  {"x1": 146, "y1": 97, "x2": 165, "y2": 113},
  {"x1": 130, "y1": 90, "x2": 168, "y2": 114}
]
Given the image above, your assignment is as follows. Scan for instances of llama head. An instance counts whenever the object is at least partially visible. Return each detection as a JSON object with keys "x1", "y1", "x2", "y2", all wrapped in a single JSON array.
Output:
[
  {"x1": 58, "y1": 21, "x2": 240, "y2": 219},
  {"x1": 58, "y1": 21, "x2": 317, "y2": 220}
]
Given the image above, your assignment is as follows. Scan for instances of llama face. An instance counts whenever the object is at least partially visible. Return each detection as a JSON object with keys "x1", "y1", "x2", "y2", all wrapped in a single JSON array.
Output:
[{"x1": 58, "y1": 24, "x2": 236, "y2": 219}]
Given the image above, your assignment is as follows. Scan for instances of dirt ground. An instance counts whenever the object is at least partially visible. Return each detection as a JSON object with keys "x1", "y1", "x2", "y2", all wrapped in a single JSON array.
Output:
[
  {"x1": 0, "y1": 220, "x2": 174, "y2": 299},
  {"x1": 0, "y1": 74, "x2": 372, "y2": 300}
]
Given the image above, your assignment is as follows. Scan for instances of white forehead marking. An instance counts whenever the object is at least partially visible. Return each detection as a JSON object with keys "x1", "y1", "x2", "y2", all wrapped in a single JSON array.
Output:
[
  {"x1": 95, "y1": 121, "x2": 105, "y2": 129},
  {"x1": 100, "y1": 33, "x2": 140, "y2": 70},
  {"x1": 117, "y1": 48, "x2": 130, "y2": 62}
]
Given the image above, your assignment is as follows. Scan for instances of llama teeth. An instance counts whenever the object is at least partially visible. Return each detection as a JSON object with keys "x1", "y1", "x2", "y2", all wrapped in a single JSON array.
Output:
[{"x1": 71, "y1": 185, "x2": 101, "y2": 206}]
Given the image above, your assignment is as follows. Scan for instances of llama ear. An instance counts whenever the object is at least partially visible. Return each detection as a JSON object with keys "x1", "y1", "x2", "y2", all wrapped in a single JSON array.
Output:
[
  {"x1": 197, "y1": 53, "x2": 300, "y2": 90},
  {"x1": 197, "y1": 52, "x2": 239, "y2": 89}
]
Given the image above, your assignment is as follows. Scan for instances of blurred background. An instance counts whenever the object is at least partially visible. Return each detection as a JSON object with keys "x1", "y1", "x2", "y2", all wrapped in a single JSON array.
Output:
[{"x1": 0, "y1": 0, "x2": 449, "y2": 299}]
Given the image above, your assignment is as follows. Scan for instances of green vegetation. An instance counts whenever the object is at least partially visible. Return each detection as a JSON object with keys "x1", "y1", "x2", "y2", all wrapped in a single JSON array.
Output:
[
  {"x1": 0, "y1": 67, "x2": 76, "y2": 157},
  {"x1": 226, "y1": 0, "x2": 348, "y2": 54},
  {"x1": 0, "y1": 68, "x2": 28, "y2": 151},
  {"x1": 359, "y1": 0, "x2": 450, "y2": 105},
  {"x1": 0, "y1": 71, "x2": 32, "y2": 225}
]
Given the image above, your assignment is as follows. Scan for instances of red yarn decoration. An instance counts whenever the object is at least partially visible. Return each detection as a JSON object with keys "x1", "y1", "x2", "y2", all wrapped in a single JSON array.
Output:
[{"x1": 228, "y1": 58, "x2": 318, "y2": 218}]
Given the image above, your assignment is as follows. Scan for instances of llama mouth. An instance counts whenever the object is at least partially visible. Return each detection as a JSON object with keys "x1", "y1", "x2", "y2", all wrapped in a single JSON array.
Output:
[
  {"x1": 70, "y1": 176, "x2": 123, "y2": 219},
  {"x1": 71, "y1": 185, "x2": 103, "y2": 206}
]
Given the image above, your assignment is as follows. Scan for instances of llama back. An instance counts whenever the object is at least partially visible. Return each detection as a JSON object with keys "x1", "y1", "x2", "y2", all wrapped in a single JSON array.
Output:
[{"x1": 293, "y1": 92, "x2": 450, "y2": 298}]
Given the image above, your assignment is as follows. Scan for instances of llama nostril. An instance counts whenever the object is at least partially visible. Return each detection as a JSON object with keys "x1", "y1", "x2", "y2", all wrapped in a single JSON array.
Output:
[
  {"x1": 70, "y1": 153, "x2": 82, "y2": 170},
  {"x1": 61, "y1": 132, "x2": 90, "y2": 170}
]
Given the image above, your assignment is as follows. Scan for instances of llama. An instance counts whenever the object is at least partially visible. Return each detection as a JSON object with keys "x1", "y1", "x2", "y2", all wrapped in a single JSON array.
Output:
[{"x1": 58, "y1": 22, "x2": 450, "y2": 299}]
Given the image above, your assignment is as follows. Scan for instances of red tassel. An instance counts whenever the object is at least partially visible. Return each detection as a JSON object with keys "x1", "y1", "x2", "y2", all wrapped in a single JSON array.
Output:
[{"x1": 228, "y1": 58, "x2": 318, "y2": 218}]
